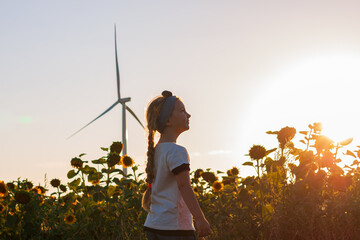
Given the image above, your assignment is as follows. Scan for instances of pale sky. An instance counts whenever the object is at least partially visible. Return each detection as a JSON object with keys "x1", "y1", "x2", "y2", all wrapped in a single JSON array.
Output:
[{"x1": 2, "y1": 0, "x2": 360, "y2": 186}]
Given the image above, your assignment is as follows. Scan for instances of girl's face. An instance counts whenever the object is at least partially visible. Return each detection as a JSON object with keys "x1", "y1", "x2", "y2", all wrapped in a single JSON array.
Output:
[{"x1": 167, "y1": 100, "x2": 191, "y2": 134}]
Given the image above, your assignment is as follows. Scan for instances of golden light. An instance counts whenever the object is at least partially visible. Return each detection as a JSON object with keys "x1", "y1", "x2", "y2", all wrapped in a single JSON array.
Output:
[{"x1": 243, "y1": 53, "x2": 360, "y2": 146}]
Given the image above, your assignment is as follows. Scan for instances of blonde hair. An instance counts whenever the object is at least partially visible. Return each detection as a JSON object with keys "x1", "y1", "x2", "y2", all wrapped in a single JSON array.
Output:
[{"x1": 142, "y1": 91, "x2": 177, "y2": 211}]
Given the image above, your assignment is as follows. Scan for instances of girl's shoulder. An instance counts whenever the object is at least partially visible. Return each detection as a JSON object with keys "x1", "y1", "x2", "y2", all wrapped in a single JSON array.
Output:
[{"x1": 156, "y1": 142, "x2": 187, "y2": 152}]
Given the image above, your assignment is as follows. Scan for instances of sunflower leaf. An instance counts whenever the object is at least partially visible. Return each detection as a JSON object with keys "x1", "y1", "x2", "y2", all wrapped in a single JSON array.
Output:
[
  {"x1": 68, "y1": 178, "x2": 81, "y2": 189},
  {"x1": 266, "y1": 148, "x2": 277, "y2": 156},
  {"x1": 92, "y1": 158, "x2": 106, "y2": 164},
  {"x1": 339, "y1": 138, "x2": 353, "y2": 146},
  {"x1": 112, "y1": 177, "x2": 121, "y2": 185},
  {"x1": 266, "y1": 131, "x2": 278, "y2": 135},
  {"x1": 67, "y1": 170, "x2": 77, "y2": 179},
  {"x1": 243, "y1": 161, "x2": 254, "y2": 166},
  {"x1": 345, "y1": 150, "x2": 356, "y2": 158}
]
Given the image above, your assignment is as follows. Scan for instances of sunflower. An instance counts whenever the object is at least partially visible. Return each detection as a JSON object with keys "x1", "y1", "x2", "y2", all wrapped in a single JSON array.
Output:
[
  {"x1": 212, "y1": 181, "x2": 224, "y2": 192},
  {"x1": 222, "y1": 178, "x2": 234, "y2": 185},
  {"x1": 201, "y1": 172, "x2": 217, "y2": 183},
  {"x1": 59, "y1": 184, "x2": 67, "y2": 192},
  {"x1": 93, "y1": 179, "x2": 102, "y2": 185},
  {"x1": 31, "y1": 187, "x2": 42, "y2": 195},
  {"x1": 299, "y1": 151, "x2": 314, "y2": 164},
  {"x1": 24, "y1": 181, "x2": 33, "y2": 189},
  {"x1": 50, "y1": 179, "x2": 61, "y2": 188},
  {"x1": 277, "y1": 126, "x2": 296, "y2": 147},
  {"x1": 312, "y1": 122, "x2": 322, "y2": 133},
  {"x1": 0, "y1": 181, "x2": 8, "y2": 198},
  {"x1": 6, "y1": 182, "x2": 15, "y2": 190},
  {"x1": 194, "y1": 169, "x2": 203, "y2": 179},
  {"x1": 64, "y1": 214, "x2": 76, "y2": 225},
  {"x1": 110, "y1": 141, "x2": 123, "y2": 154},
  {"x1": 249, "y1": 145, "x2": 266, "y2": 160},
  {"x1": 230, "y1": 167, "x2": 239, "y2": 176},
  {"x1": 37, "y1": 186, "x2": 46, "y2": 194},
  {"x1": 227, "y1": 170, "x2": 233, "y2": 176},
  {"x1": 108, "y1": 153, "x2": 120, "y2": 167},
  {"x1": 71, "y1": 157, "x2": 83, "y2": 169},
  {"x1": 121, "y1": 155, "x2": 134, "y2": 168},
  {"x1": 15, "y1": 191, "x2": 31, "y2": 204}
]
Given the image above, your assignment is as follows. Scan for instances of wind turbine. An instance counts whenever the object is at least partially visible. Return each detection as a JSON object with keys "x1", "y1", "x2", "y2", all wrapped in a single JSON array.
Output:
[{"x1": 68, "y1": 25, "x2": 144, "y2": 175}]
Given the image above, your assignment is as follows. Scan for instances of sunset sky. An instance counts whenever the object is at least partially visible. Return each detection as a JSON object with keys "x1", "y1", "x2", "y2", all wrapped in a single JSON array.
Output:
[{"x1": 2, "y1": 1, "x2": 360, "y2": 186}]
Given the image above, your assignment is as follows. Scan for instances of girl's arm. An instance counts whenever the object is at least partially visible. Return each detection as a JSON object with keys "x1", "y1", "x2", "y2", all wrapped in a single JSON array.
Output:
[{"x1": 176, "y1": 170, "x2": 211, "y2": 237}]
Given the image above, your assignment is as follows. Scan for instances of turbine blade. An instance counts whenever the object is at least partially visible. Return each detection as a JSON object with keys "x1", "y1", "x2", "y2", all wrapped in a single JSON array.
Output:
[
  {"x1": 114, "y1": 24, "x2": 121, "y2": 100},
  {"x1": 125, "y1": 105, "x2": 145, "y2": 129},
  {"x1": 67, "y1": 101, "x2": 119, "y2": 139}
]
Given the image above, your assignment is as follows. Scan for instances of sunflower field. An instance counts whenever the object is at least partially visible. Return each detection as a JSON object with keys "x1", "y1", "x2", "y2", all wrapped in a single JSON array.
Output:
[{"x1": 2, "y1": 123, "x2": 360, "y2": 239}]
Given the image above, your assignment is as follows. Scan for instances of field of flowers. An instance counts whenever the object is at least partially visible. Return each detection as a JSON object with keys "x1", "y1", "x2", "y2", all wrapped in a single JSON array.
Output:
[{"x1": 2, "y1": 123, "x2": 360, "y2": 239}]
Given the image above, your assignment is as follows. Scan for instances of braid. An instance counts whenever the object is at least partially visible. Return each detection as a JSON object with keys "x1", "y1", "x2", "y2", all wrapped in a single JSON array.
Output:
[
  {"x1": 145, "y1": 130, "x2": 155, "y2": 184},
  {"x1": 142, "y1": 128, "x2": 155, "y2": 212},
  {"x1": 142, "y1": 90, "x2": 177, "y2": 212}
]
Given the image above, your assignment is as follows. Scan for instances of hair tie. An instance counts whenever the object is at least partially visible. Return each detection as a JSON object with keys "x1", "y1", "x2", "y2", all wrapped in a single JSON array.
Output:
[{"x1": 156, "y1": 91, "x2": 177, "y2": 133}]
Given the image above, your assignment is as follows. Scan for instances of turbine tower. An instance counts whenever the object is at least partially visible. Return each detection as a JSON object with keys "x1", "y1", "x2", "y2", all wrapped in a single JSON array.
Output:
[{"x1": 68, "y1": 25, "x2": 144, "y2": 175}]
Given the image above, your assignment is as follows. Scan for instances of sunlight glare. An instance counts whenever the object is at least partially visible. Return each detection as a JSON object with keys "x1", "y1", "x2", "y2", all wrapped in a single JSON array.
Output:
[{"x1": 242, "y1": 53, "x2": 360, "y2": 151}]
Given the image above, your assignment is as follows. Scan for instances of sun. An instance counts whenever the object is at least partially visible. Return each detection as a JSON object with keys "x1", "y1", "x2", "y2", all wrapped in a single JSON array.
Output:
[
  {"x1": 250, "y1": 53, "x2": 360, "y2": 141},
  {"x1": 283, "y1": 53, "x2": 360, "y2": 144},
  {"x1": 238, "y1": 52, "x2": 360, "y2": 175}
]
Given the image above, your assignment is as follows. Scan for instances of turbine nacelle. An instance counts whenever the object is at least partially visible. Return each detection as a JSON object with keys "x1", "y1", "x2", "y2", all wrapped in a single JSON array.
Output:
[{"x1": 119, "y1": 97, "x2": 131, "y2": 104}]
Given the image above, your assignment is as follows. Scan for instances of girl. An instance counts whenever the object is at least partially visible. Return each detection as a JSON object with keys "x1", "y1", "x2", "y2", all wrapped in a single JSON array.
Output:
[{"x1": 142, "y1": 91, "x2": 211, "y2": 240}]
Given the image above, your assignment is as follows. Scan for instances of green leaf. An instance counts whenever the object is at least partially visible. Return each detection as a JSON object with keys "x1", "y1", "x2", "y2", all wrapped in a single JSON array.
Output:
[
  {"x1": 330, "y1": 164, "x2": 344, "y2": 175},
  {"x1": 339, "y1": 138, "x2": 353, "y2": 146},
  {"x1": 107, "y1": 185, "x2": 117, "y2": 197},
  {"x1": 82, "y1": 165, "x2": 97, "y2": 174},
  {"x1": 243, "y1": 161, "x2": 254, "y2": 166},
  {"x1": 299, "y1": 131, "x2": 308, "y2": 135},
  {"x1": 351, "y1": 160, "x2": 360, "y2": 166},
  {"x1": 92, "y1": 158, "x2": 107, "y2": 164},
  {"x1": 266, "y1": 131, "x2": 278, "y2": 135},
  {"x1": 299, "y1": 140, "x2": 306, "y2": 144},
  {"x1": 88, "y1": 172, "x2": 103, "y2": 183},
  {"x1": 67, "y1": 170, "x2": 77, "y2": 179},
  {"x1": 345, "y1": 150, "x2": 356, "y2": 158},
  {"x1": 68, "y1": 178, "x2": 81, "y2": 188},
  {"x1": 78, "y1": 153, "x2": 86, "y2": 157},
  {"x1": 100, "y1": 147, "x2": 109, "y2": 152},
  {"x1": 113, "y1": 177, "x2": 121, "y2": 185},
  {"x1": 265, "y1": 148, "x2": 277, "y2": 156}
]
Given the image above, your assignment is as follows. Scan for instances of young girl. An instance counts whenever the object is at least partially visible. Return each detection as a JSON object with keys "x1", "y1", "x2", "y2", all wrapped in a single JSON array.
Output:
[{"x1": 142, "y1": 91, "x2": 211, "y2": 240}]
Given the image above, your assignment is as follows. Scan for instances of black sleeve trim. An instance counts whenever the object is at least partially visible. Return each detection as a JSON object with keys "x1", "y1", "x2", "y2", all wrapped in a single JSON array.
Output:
[{"x1": 172, "y1": 163, "x2": 190, "y2": 175}]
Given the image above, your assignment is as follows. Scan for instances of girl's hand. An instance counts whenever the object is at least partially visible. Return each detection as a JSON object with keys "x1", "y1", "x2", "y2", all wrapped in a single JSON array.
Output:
[{"x1": 196, "y1": 217, "x2": 211, "y2": 237}]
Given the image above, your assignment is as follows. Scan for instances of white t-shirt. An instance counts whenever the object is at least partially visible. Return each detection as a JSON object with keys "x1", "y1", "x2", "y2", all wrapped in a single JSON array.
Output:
[{"x1": 144, "y1": 142, "x2": 195, "y2": 231}]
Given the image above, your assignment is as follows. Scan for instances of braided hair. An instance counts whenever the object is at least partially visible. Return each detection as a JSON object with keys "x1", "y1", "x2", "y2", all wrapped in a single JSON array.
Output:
[{"x1": 142, "y1": 90, "x2": 175, "y2": 212}]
